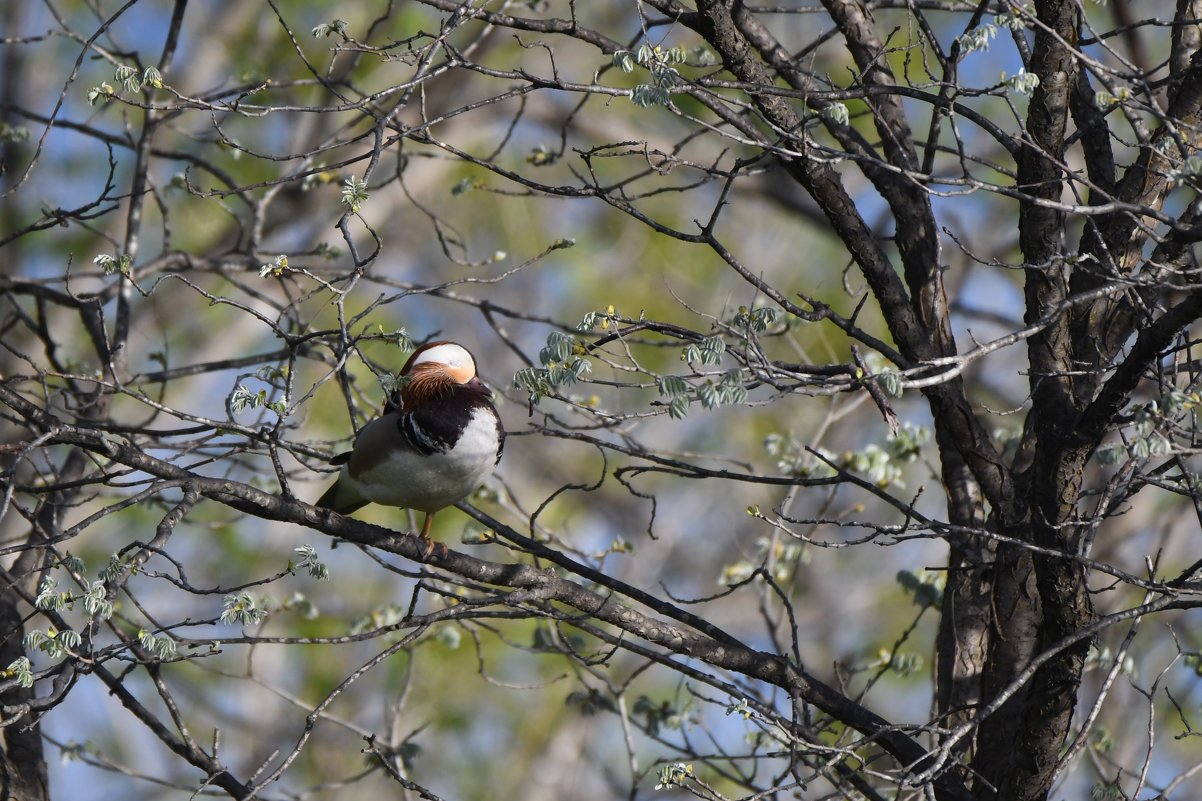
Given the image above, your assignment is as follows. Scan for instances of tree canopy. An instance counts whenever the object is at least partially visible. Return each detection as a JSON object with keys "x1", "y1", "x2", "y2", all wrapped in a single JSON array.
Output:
[{"x1": 3, "y1": 2, "x2": 1202, "y2": 800}]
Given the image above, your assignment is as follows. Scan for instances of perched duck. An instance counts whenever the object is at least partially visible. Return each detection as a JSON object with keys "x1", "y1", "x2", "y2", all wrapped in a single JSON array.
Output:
[{"x1": 316, "y1": 341, "x2": 504, "y2": 557}]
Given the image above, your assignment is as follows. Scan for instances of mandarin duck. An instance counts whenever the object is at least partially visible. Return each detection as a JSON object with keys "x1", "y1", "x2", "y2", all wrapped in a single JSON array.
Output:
[{"x1": 316, "y1": 341, "x2": 504, "y2": 557}]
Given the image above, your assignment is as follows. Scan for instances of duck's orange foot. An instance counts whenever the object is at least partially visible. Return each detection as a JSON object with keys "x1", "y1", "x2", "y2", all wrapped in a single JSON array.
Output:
[{"x1": 418, "y1": 533, "x2": 449, "y2": 561}]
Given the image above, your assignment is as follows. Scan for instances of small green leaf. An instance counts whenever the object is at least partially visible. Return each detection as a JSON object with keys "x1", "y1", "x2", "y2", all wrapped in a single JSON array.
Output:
[
  {"x1": 655, "y1": 763, "x2": 693, "y2": 791},
  {"x1": 115, "y1": 64, "x2": 140, "y2": 94},
  {"x1": 230, "y1": 385, "x2": 261, "y2": 413},
  {"x1": 86, "y1": 82, "x2": 115, "y2": 105},
  {"x1": 221, "y1": 592, "x2": 268, "y2": 626},
  {"x1": 631, "y1": 84, "x2": 668, "y2": 107},
  {"x1": 822, "y1": 102, "x2": 849, "y2": 126},
  {"x1": 99, "y1": 555, "x2": 125, "y2": 582},
  {"x1": 1095, "y1": 442, "x2": 1126, "y2": 465},
  {"x1": 668, "y1": 395, "x2": 689, "y2": 419},
  {"x1": 957, "y1": 23, "x2": 998, "y2": 55},
  {"x1": 877, "y1": 369, "x2": 903, "y2": 397},
  {"x1": 82, "y1": 581, "x2": 113, "y2": 620},
  {"x1": 340, "y1": 176, "x2": 369, "y2": 213},
  {"x1": 293, "y1": 545, "x2": 330, "y2": 580},
  {"x1": 612, "y1": 50, "x2": 635, "y2": 73},
  {"x1": 259, "y1": 254, "x2": 289, "y2": 277},
  {"x1": 4, "y1": 657, "x2": 33, "y2": 689},
  {"x1": 699, "y1": 336, "x2": 725, "y2": 364},
  {"x1": 657, "y1": 375, "x2": 688, "y2": 397},
  {"x1": 138, "y1": 629, "x2": 177, "y2": 660},
  {"x1": 1003, "y1": 68, "x2": 1040, "y2": 95},
  {"x1": 0, "y1": 123, "x2": 30, "y2": 143},
  {"x1": 312, "y1": 19, "x2": 347, "y2": 38}
]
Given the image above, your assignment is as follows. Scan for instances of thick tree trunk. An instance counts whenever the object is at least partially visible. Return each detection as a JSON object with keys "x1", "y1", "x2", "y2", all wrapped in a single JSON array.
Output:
[
  {"x1": 973, "y1": 2, "x2": 1089, "y2": 798},
  {"x1": 0, "y1": 597, "x2": 48, "y2": 801},
  {"x1": 934, "y1": 445, "x2": 991, "y2": 745}
]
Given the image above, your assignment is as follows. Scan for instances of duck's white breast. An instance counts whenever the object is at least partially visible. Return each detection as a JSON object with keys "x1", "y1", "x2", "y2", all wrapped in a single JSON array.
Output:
[{"x1": 348, "y1": 407, "x2": 499, "y2": 512}]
